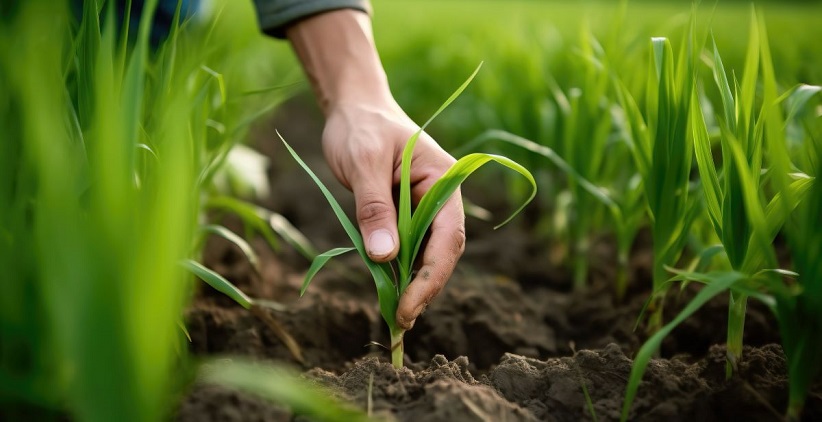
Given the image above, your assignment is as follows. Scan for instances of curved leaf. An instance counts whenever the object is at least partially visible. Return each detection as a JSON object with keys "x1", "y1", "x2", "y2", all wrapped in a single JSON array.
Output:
[
  {"x1": 269, "y1": 212, "x2": 317, "y2": 260},
  {"x1": 183, "y1": 259, "x2": 252, "y2": 309},
  {"x1": 200, "y1": 359, "x2": 369, "y2": 422},
  {"x1": 399, "y1": 153, "x2": 536, "y2": 292},
  {"x1": 621, "y1": 271, "x2": 745, "y2": 421},
  {"x1": 278, "y1": 132, "x2": 399, "y2": 329},
  {"x1": 200, "y1": 224, "x2": 260, "y2": 273},
  {"x1": 301, "y1": 247, "x2": 356, "y2": 296}
]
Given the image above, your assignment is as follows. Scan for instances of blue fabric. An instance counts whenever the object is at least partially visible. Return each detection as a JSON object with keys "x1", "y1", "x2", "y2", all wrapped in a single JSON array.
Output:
[
  {"x1": 72, "y1": 0, "x2": 370, "y2": 42},
  {"x1": 72, "y1": 0, "x2": 200, "y2": 46}
]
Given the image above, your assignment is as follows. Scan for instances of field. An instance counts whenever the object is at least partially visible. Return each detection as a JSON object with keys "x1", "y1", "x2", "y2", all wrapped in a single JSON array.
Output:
[
  {"x1": 181, "y1": 104, "x2": 809, "y2": 420},
  {"x1": 2, "y1": 0, "x2": 822, "y2": 421}
]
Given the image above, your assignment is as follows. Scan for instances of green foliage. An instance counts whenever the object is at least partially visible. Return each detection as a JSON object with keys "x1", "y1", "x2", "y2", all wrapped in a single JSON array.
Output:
[
  {"x1": 622, "y1": 8, "x2": 821, "y2": 419},
  {"x1": 616, "y1": 25, "x2": 703, "y2": 333},
  {"x1": 620, "y1": 270, "x2": 749, "y2": 421},
  {"x1": 688, "y1": 9, "x2": 811, "y2": 378},
  {"x1": 763, "y1": 73, "x2": 822, "y2": 422},
  {"x1": 199, "y1": 359, "x2": 369, "y2": 421},
  {"x1": 0, "y1": 0, "x2": 344, "y2": 420}
]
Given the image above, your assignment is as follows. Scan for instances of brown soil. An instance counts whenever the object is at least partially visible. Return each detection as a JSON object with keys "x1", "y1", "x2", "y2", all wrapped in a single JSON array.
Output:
[{"x1": 176, "y1": 95, "x2": 822, "y2": 421}]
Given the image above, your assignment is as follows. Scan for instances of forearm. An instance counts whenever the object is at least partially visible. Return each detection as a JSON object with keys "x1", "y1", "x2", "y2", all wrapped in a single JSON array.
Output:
[{"x1": 285, "y1": 9, "x2": 398, "y2": 116}]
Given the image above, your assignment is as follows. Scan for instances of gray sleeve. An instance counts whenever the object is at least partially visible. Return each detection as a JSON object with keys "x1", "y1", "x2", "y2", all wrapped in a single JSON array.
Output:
[{"x1": 253, "y1": 0, "x2": 372, "y2": 38}]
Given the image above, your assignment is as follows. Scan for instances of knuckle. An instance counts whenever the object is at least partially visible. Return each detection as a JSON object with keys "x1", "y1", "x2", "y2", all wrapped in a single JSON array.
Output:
[{"x1": 357, "y1": 196, "x2": 394, "y2": 225}]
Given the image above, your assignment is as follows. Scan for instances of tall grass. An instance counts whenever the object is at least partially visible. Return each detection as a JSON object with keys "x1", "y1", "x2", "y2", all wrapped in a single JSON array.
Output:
[{"x1": 0, "y1": 0, "x2": 358, "y2": 420}]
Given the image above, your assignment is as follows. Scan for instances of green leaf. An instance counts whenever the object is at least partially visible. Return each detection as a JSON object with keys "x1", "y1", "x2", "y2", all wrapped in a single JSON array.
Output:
[
  {"x1": 200, "y1": 224, "x2": 260, "y2": 273},
  {"x1": 278, "y1": 132, "x2": 399, "y2": 330},
  {"x1": 206, "y1": 196, "x2": 281, "y2": 252},
  {"x1": 621, "y1": 271, "x2": 746, "y2": 421},
  {"x1": 301, "y1": 247, "x2": 356, "y2": 296},
  {"x1": 400, "y1": 153, "x2": 535, "y2": 292},
  {"x1": 269, "y1": 212, "x2": 318, "y2": 260},
  {"x1": 725, "y1": 137, "x2": 778, "y2": 273},
  {"x1": 199, "y1": 359, "x2": 369, "y2": 422},
  {"x1": 398, "y1": 63, "x2": 483, "y2": 275},
  {"x1": 183, "y1": 259, "x2": 253, "y2": 309},
  {"x1": 763, "y1": 175, "x2": 813, "y2": 239},
  {"x1": 710, "y1": 34, "x2": 737, "y2": 134},
  {"x1": 782, "y1": 84, "x2": 822, "y2": 124},
  {"x1": 738, "y1": 9, "x2": 760, "y2": 136},
  {"x1": 691, "y1": 88, "x2": 723, "y2": 239}
]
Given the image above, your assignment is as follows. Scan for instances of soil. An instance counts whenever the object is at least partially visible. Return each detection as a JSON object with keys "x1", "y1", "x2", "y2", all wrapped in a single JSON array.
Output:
[{"x1": 176, "y1": 95, "x2": 822, "y2": 421}]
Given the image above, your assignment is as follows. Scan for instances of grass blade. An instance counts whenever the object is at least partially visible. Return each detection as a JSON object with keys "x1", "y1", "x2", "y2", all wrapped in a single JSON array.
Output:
[
  {"x1": 621, "y1": 271, "x2": 746, "y2": 421},
  {"x1": 200, "y1": 224, "x2": 260, "y2": 273},
  {"x1": 199, "y1": 359, "x2": 369, "y2": 422},
  {"x1": 398, "y1": 63, "x2": 483, "y2": 271},
  {"x1": 183, "y1": 259, "x2": 252, "y2": 309},
  {"x1": 402, "y1": 153, "x2": 535, "y2": 291},
  {"x1": 301, "y1": 247, "x2": 356, "y2": 296},
  {"x1": 278, "y1": 131, "x2": 399, "y2": 329}
]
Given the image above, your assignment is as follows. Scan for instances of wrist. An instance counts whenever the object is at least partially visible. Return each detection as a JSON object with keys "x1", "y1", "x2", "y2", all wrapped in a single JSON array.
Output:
[{"x1": 286, "y1": 9, "x2": 395, "y2": 116}]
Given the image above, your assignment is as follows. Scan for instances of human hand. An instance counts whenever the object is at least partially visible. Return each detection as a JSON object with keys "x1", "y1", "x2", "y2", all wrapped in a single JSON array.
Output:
[
  {"x1": 321, "y1": 101, "x2": 465, "y2": 330},
  {"x1": 286, "y1": 9, "x2": 464, "y2": 330}
]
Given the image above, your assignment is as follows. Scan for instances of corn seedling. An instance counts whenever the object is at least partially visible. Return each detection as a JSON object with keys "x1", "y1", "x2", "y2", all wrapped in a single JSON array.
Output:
[
  {"x1": 546, "y1": 28, "x2": 616, "y2": 290},
  {"x1": 615, "y1": 21, "x2": 703, "y2": 333},
  {"x1": 767, "y1": 85, "x2": 822, "y2": 420},
  {"x1": 286, "y1": 64, "x2": 536, "y2": 368},
  {"x1": 689, "y1": 9, "x2": 815, "y2": 378},
  {"x1": 757, "y1": 12, "x2": 822, "y2": 414}
]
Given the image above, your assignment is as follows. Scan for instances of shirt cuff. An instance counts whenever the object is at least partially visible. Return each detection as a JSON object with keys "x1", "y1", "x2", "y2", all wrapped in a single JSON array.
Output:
[{"x1": 254, "y1": 0, "x2": 372, "y2": 38}]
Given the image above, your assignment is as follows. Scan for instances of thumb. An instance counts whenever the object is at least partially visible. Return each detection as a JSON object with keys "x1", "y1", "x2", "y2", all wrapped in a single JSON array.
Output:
[{"x1": 353, "y1": 180, "x2": 399, "y2": 262}]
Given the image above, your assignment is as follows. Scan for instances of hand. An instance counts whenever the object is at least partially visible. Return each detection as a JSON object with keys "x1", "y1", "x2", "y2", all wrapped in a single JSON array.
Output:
[
  {"x1": 286, "y1": 9, "x2": 465, "y2": 330},
  {"x1": 322, "y1": 100, "x2": 466, "y2": 330}
]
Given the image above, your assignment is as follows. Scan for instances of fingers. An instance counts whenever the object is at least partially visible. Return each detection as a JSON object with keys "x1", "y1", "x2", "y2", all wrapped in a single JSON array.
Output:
[
  {"x1": 396, "y1": 191, "x2": 465, "y2": 330},
  {"x1": 321, "y1": 107, "x2": 404, "y2": 263},
  {"x1": 351, "y1": 165, "x2": 400, "y2": 263}
]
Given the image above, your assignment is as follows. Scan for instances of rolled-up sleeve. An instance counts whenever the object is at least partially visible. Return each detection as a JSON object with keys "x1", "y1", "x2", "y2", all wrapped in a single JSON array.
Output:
[{"x1": 253, "y1": 0, "x2": 372, "y2": 38}]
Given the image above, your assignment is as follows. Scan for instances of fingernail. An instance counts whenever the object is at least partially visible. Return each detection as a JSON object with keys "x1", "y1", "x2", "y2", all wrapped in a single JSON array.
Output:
[{"x1": 368, "y1": 229, "x2": 395, "y2": 257}]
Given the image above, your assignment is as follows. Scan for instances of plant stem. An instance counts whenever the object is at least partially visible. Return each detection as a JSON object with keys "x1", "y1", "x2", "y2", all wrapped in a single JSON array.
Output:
[
  {"x1": 573, "y1": 238, "x2": 589, "y2": 291},
  {"x1": 615, "y1": 250, "x2": 630, "y2": 302},
  {"x1": 390, "y1": 328, "x2": 405, "y2": 369},
  {"x1": 647, "y1": 260, "x2": 668, "y2": 334},
  {"x1": 725, "y1": 290, "x2": 747, "y2": 379},
  {"x1": 646, "y1": 297, "x2": 664, "y2": 335}
]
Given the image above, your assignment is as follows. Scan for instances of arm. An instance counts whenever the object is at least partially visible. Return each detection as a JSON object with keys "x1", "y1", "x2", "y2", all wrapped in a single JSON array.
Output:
[{"x1": 284, "y1": 9, "x2": 465, "y2": 330}]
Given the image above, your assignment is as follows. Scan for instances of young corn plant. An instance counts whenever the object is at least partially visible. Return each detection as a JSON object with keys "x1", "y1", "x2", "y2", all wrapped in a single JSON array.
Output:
[
  {"x1": 758, "y1": 15, "x2": 822, "y2": 417},
  {"x1": 767, "y1": 87, "x2": 822, "y2": 420},
  {"x1": 286, "y1": 64, "x2": 537, "y2": 368},
  {"x1": 690, "y1": 10, "x2": 812, "y2": 378},
  {"x1": 553, "y1": 28, "x2": 617, "y2": 290},
  {"x1": 615, "y1": 23, "x2": 703, "y2": 333},
  {"x1": 621, "y1": 13, "x2": 819, "y2": 420}
]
